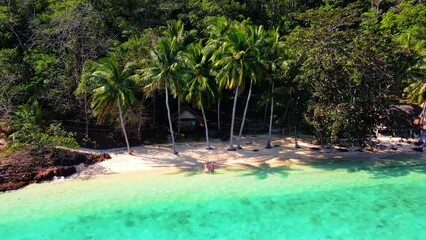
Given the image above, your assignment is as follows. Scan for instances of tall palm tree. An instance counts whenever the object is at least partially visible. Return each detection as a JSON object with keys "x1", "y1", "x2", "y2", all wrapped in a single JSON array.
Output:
[
  {"x1": 205, "y1": 16, "x2": 230, "y2": 133},
  {"x1": 163, "y1": 20, "x2": 194, "y2": 136},
  {"x1": 90, "y1": 55, "x2": 137, "y2": 154},
  {"x1": 212, "y1": 24, "x2": 259, "y2": 151},
  {"x1": 236, "y1": 24, "x2": 267, "y2": 149},
  {"x1": 165, "y1": 20, "x2": 185, "y2": 135},
  {"x1": 143, "y1": 37, "x2": 181, "y2": 154},
  {"x1": 181, "y1": 42, "x2": 217, "y2": 149},
  {"x1": 265, "y1": 82, "x2": 275, "y2": 149}
]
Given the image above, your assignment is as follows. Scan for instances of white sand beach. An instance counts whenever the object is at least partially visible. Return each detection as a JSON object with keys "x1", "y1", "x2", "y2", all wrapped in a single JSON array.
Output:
[{"x1": 73, "y1": 134, "x2": 420, "y2": 178}]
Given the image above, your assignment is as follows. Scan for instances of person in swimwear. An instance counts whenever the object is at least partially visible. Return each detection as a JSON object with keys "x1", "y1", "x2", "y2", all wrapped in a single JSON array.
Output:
[
  {"x1": 209, "y1": 163, "x2": 215, "y2": 173},
  {"x1": 204, "y1": 162, "x2": 210, "y2": 173}
]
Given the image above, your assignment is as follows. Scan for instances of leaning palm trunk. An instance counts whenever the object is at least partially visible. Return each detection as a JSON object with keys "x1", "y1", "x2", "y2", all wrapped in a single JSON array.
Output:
[
  {"x1": 228, "y1": 87, "x2": 239, "y2": 151},
  {"x1": 266, "y1": 83, "x2": 274, "y2": 149},
  {"x1": 237, "y1": 79, "x2": 253, "y2": 149},
  {"x1": 201, "y1": 104, "x2": 212, "y2": 149},
  {"x1": 117, "y1": 99, "x2": 132, "y2": 153},
  {"x1": 294, "y1": 126, "x2": 301, "y2": 148},
  {"x1": 165, "y1": 82, "x2": 177, "y2": 154},
  {"x1": 418, "y1": 101, "x2": 426, "y2": 147}
]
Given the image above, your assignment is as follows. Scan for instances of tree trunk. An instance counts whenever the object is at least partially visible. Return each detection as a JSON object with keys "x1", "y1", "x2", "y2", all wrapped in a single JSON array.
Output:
[
  {"x1": 237, "y1": 79, "x2": 253, "y2": 149},
  {"x1": 84, "y1": 92, "x2": 89, "y2": 143},
  {"x1": 165, "y1": 82, "x2": 177, "y2": 154},
  {"x1": 217, "y1": 99, "x2": 221, "y2": 132},
  {"x1": 419, "y1": 101, "x2": 426, "y2": 144},
  {"x1": 117, "y1": 99, "x2": 132, "y2": 154},
  {"x1": 177, "y1": 97, "x2": 181, "y2": 135},
  {"x1": 228, "y1": 87, "x2": 239, "y2": 151},
  {"x1": 294, "y1": 126, "x2": 300, "y2": 148},
  {"x1": 201, "y1": 104, "x2": 212, "y2": 149},
  {"x1": 266, "y1": 83, "x2": 274, "y2": 149}
]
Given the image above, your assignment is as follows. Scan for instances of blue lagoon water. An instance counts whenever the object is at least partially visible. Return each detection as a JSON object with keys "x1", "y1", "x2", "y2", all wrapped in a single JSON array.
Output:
[{"x1": 1, "y1": 155, "x2": 426, "y2": 239}]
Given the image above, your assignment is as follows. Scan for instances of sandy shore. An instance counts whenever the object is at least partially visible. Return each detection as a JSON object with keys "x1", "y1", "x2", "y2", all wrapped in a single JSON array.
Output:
[{"x1": 72, "y1": 134, "x2": 421, "y2": 178}]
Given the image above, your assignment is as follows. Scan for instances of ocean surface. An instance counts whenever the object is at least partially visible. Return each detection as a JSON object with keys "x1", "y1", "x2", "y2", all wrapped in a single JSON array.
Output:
[{"x1": 1, "y1": 154, "x2": 425, "y2": 240}]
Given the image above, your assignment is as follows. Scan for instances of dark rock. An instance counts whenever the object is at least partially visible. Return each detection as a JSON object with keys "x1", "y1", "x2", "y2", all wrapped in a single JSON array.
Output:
[
  {"x1": 54, "y1": 166, "x2": 76, "y2": 177},
  {"x1": 34, "y1": 166, "x2": 76, "y2": 182},
  {"x1": 34, "y1": 168, "x2": 55, "y2": 182},
  {"x1": 1, "y1": 148, "x2": 109, "y2": 192},
  {"x1": 253, "y1": 149, "x2": 259, "y2": 152},
  {"x1": 0, "y1": 182, "x2": 30, "y2": 192}
]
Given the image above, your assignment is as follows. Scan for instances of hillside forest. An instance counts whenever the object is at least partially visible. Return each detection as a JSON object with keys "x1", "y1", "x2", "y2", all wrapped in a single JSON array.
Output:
[{"x1": 1, "y1": 0, "x2": 425, "y2": 153}]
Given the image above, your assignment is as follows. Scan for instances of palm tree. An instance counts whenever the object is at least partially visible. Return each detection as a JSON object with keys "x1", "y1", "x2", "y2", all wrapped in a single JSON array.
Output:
[
  {"x1": 205, "y1": 16, "x2": 230, "y2": 134},
  {"x1": 404, "y1": 63, "x2": 426, "y2": 143},
  {"x1": 90, "y1": 55, "x2": 137, "y2": 154},
  {"x1": 265, "y1": 83, "x2": 275, "y2": 149},
  {"x1": 143, "y1": 37, "x2": 181, "y2": 154},
  {"x1": 236, "y1": 24, "x2": 267, "y2": 149},
  {"x1": 181, "y1": 42, "x2": 217, "y2": 149},
  {"x1": 164, "y1": 20, "x2": 194, "y2": 136},
  {"x1": 212, "y1": 24, "x2": 259, "y2": 151}
]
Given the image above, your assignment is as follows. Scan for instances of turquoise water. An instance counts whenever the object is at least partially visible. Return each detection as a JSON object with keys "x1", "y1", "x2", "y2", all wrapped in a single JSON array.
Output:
[{"x1": 1, "y1": 155, "x2": 426, "y2": 240}]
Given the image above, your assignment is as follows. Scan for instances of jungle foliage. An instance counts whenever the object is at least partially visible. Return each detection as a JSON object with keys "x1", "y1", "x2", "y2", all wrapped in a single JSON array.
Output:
[{"x1": 1, "y1": 0, "x2": 425, "y2": 149}]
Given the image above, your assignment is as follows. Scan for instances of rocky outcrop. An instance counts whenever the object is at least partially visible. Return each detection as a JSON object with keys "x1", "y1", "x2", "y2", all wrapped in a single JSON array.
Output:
[
  {"x1": 0, "y1": 148, "x2": 110, "y2": 192},
  {"x1": 34, "y1": 166, "x2": 76, "y2": 182}
]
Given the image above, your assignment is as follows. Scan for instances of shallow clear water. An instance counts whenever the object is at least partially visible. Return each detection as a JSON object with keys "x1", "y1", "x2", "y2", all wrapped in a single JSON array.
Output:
[{"x1": 1, "y1": 155, "x2": 426, "y2": 240}]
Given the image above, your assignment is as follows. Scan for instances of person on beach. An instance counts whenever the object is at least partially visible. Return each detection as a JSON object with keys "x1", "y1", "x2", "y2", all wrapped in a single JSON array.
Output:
[
  {"x1": 210, "y1": 163, "x2": 215, "y2": 173},
  {"x1": 204, "y1": 162, "x2": 210, "y2": 173}
]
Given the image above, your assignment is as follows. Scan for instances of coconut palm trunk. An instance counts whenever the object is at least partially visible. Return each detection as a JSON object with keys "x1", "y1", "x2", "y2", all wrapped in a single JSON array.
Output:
[
  {"x1": 228, "y1": 87, "x2": 239, "y2": 151},
  {"x1": 419, "y1": 101, "x2": 426, "y2": 145},
  {"x1": 201, "y1": 104, "x2": 212, "y2": 149},
  {"x1": 266, "y1": 83, "x2": 275, "y2": 149},
  {"x1": 294, "y1": 126, "x2": 301, "y2": 148},
  {"x1": 237, "y1": 79, "x2": 254, "y2": 149},
  {"x1": 117, "y1": 99, "x2": 132, "y2": 153},
  {"x1": 165, "y1": 82, "x2": 177, "y2": 154}
]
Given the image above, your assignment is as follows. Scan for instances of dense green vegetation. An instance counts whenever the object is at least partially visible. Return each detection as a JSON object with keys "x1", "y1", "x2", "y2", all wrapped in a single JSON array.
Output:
[{"x1": 1, "y1": 0, "x2": 425, "y2": 152}]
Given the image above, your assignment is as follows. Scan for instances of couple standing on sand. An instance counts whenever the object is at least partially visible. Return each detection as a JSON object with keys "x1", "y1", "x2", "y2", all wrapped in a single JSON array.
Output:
[{"x1": 204, "y1": 162, "x2": 215, "y2": 173}]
